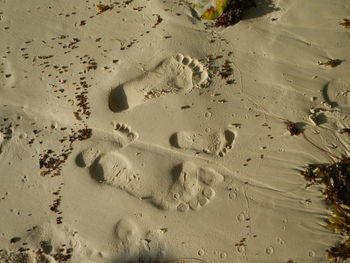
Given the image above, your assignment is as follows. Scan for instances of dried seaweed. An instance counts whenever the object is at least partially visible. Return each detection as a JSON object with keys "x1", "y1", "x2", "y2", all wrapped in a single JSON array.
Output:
[
  {"x1": 319, "y1": 59, "x2": 343, "y2": 68},
  {"x1": 96, "y1": 4, "x2": 112, "y2": 14},
  {"x1": 340, "y1": 129, "x2": 350, "y2": 135},
  {"x1": 340, "y1": 19, "x2": 350, "y2": 29},
  {"x1": 215, "y1": 0, "x2": 256, "y2": 27},
  {"x1": 284, "y1": 120, "x2": 302, "y2": 136},
  {"x1": 302, "y1": 159, "x2": 350, "y2": 262}
]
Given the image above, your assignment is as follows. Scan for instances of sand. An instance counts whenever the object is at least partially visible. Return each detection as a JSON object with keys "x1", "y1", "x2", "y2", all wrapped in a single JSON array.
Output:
[{"x1": 0, "y1": 0, "x2": 349, "y2": 262}]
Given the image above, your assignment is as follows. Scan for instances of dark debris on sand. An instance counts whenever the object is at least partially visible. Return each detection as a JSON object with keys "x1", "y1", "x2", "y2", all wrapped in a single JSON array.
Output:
[
  {"x1": 319, "y1": 59, "x2": 343, "y2": 68},
  {"x1": 340, "y1": 18, "x2": 350, "y2": 28},
  {"x1": 215, "y1": 0, "x2": 256, "y2": 27},
  {"x1": 285, "y1": 121, "x2": 302, "y2": 136},
  {"x1": 302, "y1": 158, "x2": 350, "y2": 263}
]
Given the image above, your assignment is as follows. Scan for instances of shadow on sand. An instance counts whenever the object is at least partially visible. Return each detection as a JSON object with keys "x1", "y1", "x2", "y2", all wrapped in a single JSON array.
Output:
[
  {"x1": 243, "y1": 0, "x2": 280, "y2": 20},
  {"x1": 110, "y1": 254, "x2": 206, "y2": 263}
]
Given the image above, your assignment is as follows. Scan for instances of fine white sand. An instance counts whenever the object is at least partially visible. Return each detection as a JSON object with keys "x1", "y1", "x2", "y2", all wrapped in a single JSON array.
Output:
[{"x1": 1, "y1": 0, "x2": 350, "y2": 262}]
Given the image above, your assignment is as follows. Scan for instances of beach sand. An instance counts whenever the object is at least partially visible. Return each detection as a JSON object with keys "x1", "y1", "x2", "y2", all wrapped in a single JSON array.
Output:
[{"x1": 0, "y1": 0, "x2": 350, "y2": 262}]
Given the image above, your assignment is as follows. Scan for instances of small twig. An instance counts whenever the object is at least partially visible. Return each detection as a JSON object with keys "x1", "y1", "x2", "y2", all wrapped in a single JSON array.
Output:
[{"x1": 302, "y1": 132, "x2": 341, "y2": 161}]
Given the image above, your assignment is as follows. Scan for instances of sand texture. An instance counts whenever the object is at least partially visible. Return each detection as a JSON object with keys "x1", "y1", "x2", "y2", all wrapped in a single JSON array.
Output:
[{"x1": 1, "y1": 0, "x2": 350, "y2": 262}]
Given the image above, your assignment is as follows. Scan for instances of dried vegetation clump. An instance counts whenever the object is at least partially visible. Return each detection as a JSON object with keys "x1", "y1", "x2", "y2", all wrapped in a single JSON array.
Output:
[
  {"x1": 319, "y1": 59, "x2": 343, "y2": 68},
  {"x1": 215, "y1": 0, "x2": 256, "y2": 27},
  {"x1": 340, "y1": 19, "x2": 350, "y2": 28},
  {"x1": 302, "y1": 159, "x2": 350, "y2": 262}
]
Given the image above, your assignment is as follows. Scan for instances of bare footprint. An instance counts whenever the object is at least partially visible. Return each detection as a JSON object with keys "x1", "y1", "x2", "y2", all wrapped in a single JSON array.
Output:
[
  {"x1": 89, "y1": 151, "x2": 142, "y2": 193},
  {"x1": 115, "y1": 218, "x2": 142, "y2": 258},
  {"x1": 158, "y1": 162, "x2": 224, "y2": 212},
  {"x1": 109, "y1": 54, "x2": 209, "y2": 112},
  {"x1": 77, "y1": 149, "x2": 224, "y2": 212},
  {"x1": 114, "y1": 218, "x2": 166, "y2": 262},
  {"x1": 170, "y1": 127, "x2": 237, "y2": 157},
  {"x1": 323, "y1": 77, "x2": 350, "y2": 111},
  {"x1": 309, "y1": 78, "x2": 350, "y2": 130}
]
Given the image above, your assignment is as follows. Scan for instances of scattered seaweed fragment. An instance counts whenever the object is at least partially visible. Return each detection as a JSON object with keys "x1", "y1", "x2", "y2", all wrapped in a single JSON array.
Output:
[
  {"x1": 284, "y1": 120, "x2": 302, "y2": 136},
  {"x1": 96, "y1": 4, "x2": 112, "y2": 14},
  {"x1": 340, "y1": 128, "x2": 350, "y2": 135},
  {"x1": 219, "y1": 60, "x2": 234, "y2": 79},
  {"x1": 152, "y1": 14, "x2": 163, "y2": 28},
  {"x1": 319, "y1": 59, "x2": 343, "y2": 68},
  {"x1": 38, "y1": 128, "x2": 91, "y2": 177},
  {"x1": 215, "y1": 0, "x2": 256, "y2": 27},
  {"x1": 52, "y1": 246, "x2": 73, "y2": 262},
  {"x1": 302, "y1": 158, "x2": 350, "y2": 262},
  {"x1": 340, "y1": 19, "x2": 350, "y2": 28}
]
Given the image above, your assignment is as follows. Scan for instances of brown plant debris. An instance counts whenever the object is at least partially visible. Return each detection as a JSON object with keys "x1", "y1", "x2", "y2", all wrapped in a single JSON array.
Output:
[
  {"x1": 50, "y1": 197, "x2": 62, "y2": 213},
  {"x1": 39, "y1": 128, "x2": 92, "y2": 177},
  {"x1": 319, "y1": 59, "x2": 343, "y2": 68},
  {"x1": 86, "y1": 59, "x2": 97, "y2": 71},
  {"x1": 96, "y1": 4, "x2": 112, "y2": 14},
  {"x1": 285, "y1": 120, "x2": 302, "y2": 136},
  {"x1": 52, "y1": 246, "x2": 73, "y2": 262},
  {"x1": 302, "y1": 158, "x2": 350, "y2": 262},
  {"x1": 215, "y1": 0, "x2": 256, "y2": 27},
  {"x1": 340, "y1": 19, "x2": 350, "y2": 28},
  {"x1": 340, "y1": 129, "x2": 350, "y2": 135},
  {"x1": 219, "y1": 60, "x2": 234, "y2": 79},
  {"x1": 39, "y1": 149, "x2": 67, "y2": 176},
  {"x1": 152, "y1": 14, "x2": 163, "y2": 28}
]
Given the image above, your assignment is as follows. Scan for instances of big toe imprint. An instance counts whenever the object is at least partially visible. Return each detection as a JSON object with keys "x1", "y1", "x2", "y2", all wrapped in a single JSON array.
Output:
[{"x1": 109, "y1": 54, "x2": 209, "y2": 112}]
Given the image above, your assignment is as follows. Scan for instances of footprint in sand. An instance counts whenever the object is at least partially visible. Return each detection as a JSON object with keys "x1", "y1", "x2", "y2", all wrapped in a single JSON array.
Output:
[
  {"x1": 309, "y1": 77, "x2": 350, "y2": 129},
  {"x1": 109, "y1": 54, "x2": 209, "y2": 112},
  {"x1": 75, "y1": 122, "x2": 137, "y2": 167},
  {"x1": 76, "y1": 125, "x2": 224, "y2": 212},
  {"x1": 114, "y1": 218, "x2": 166, "y2": 262},
  {"x1": 78, "y1": 151, "x2": 224, "y2": 212},
  {"x1": 170, "y1": 127, "x2": 237, "y2": 157},
  {"x1": 323, "y1": 77, "x2": 350, "y2": 111},
  {"x1": 165, "y1": 161, "x2": 224, "y2": 212}
]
